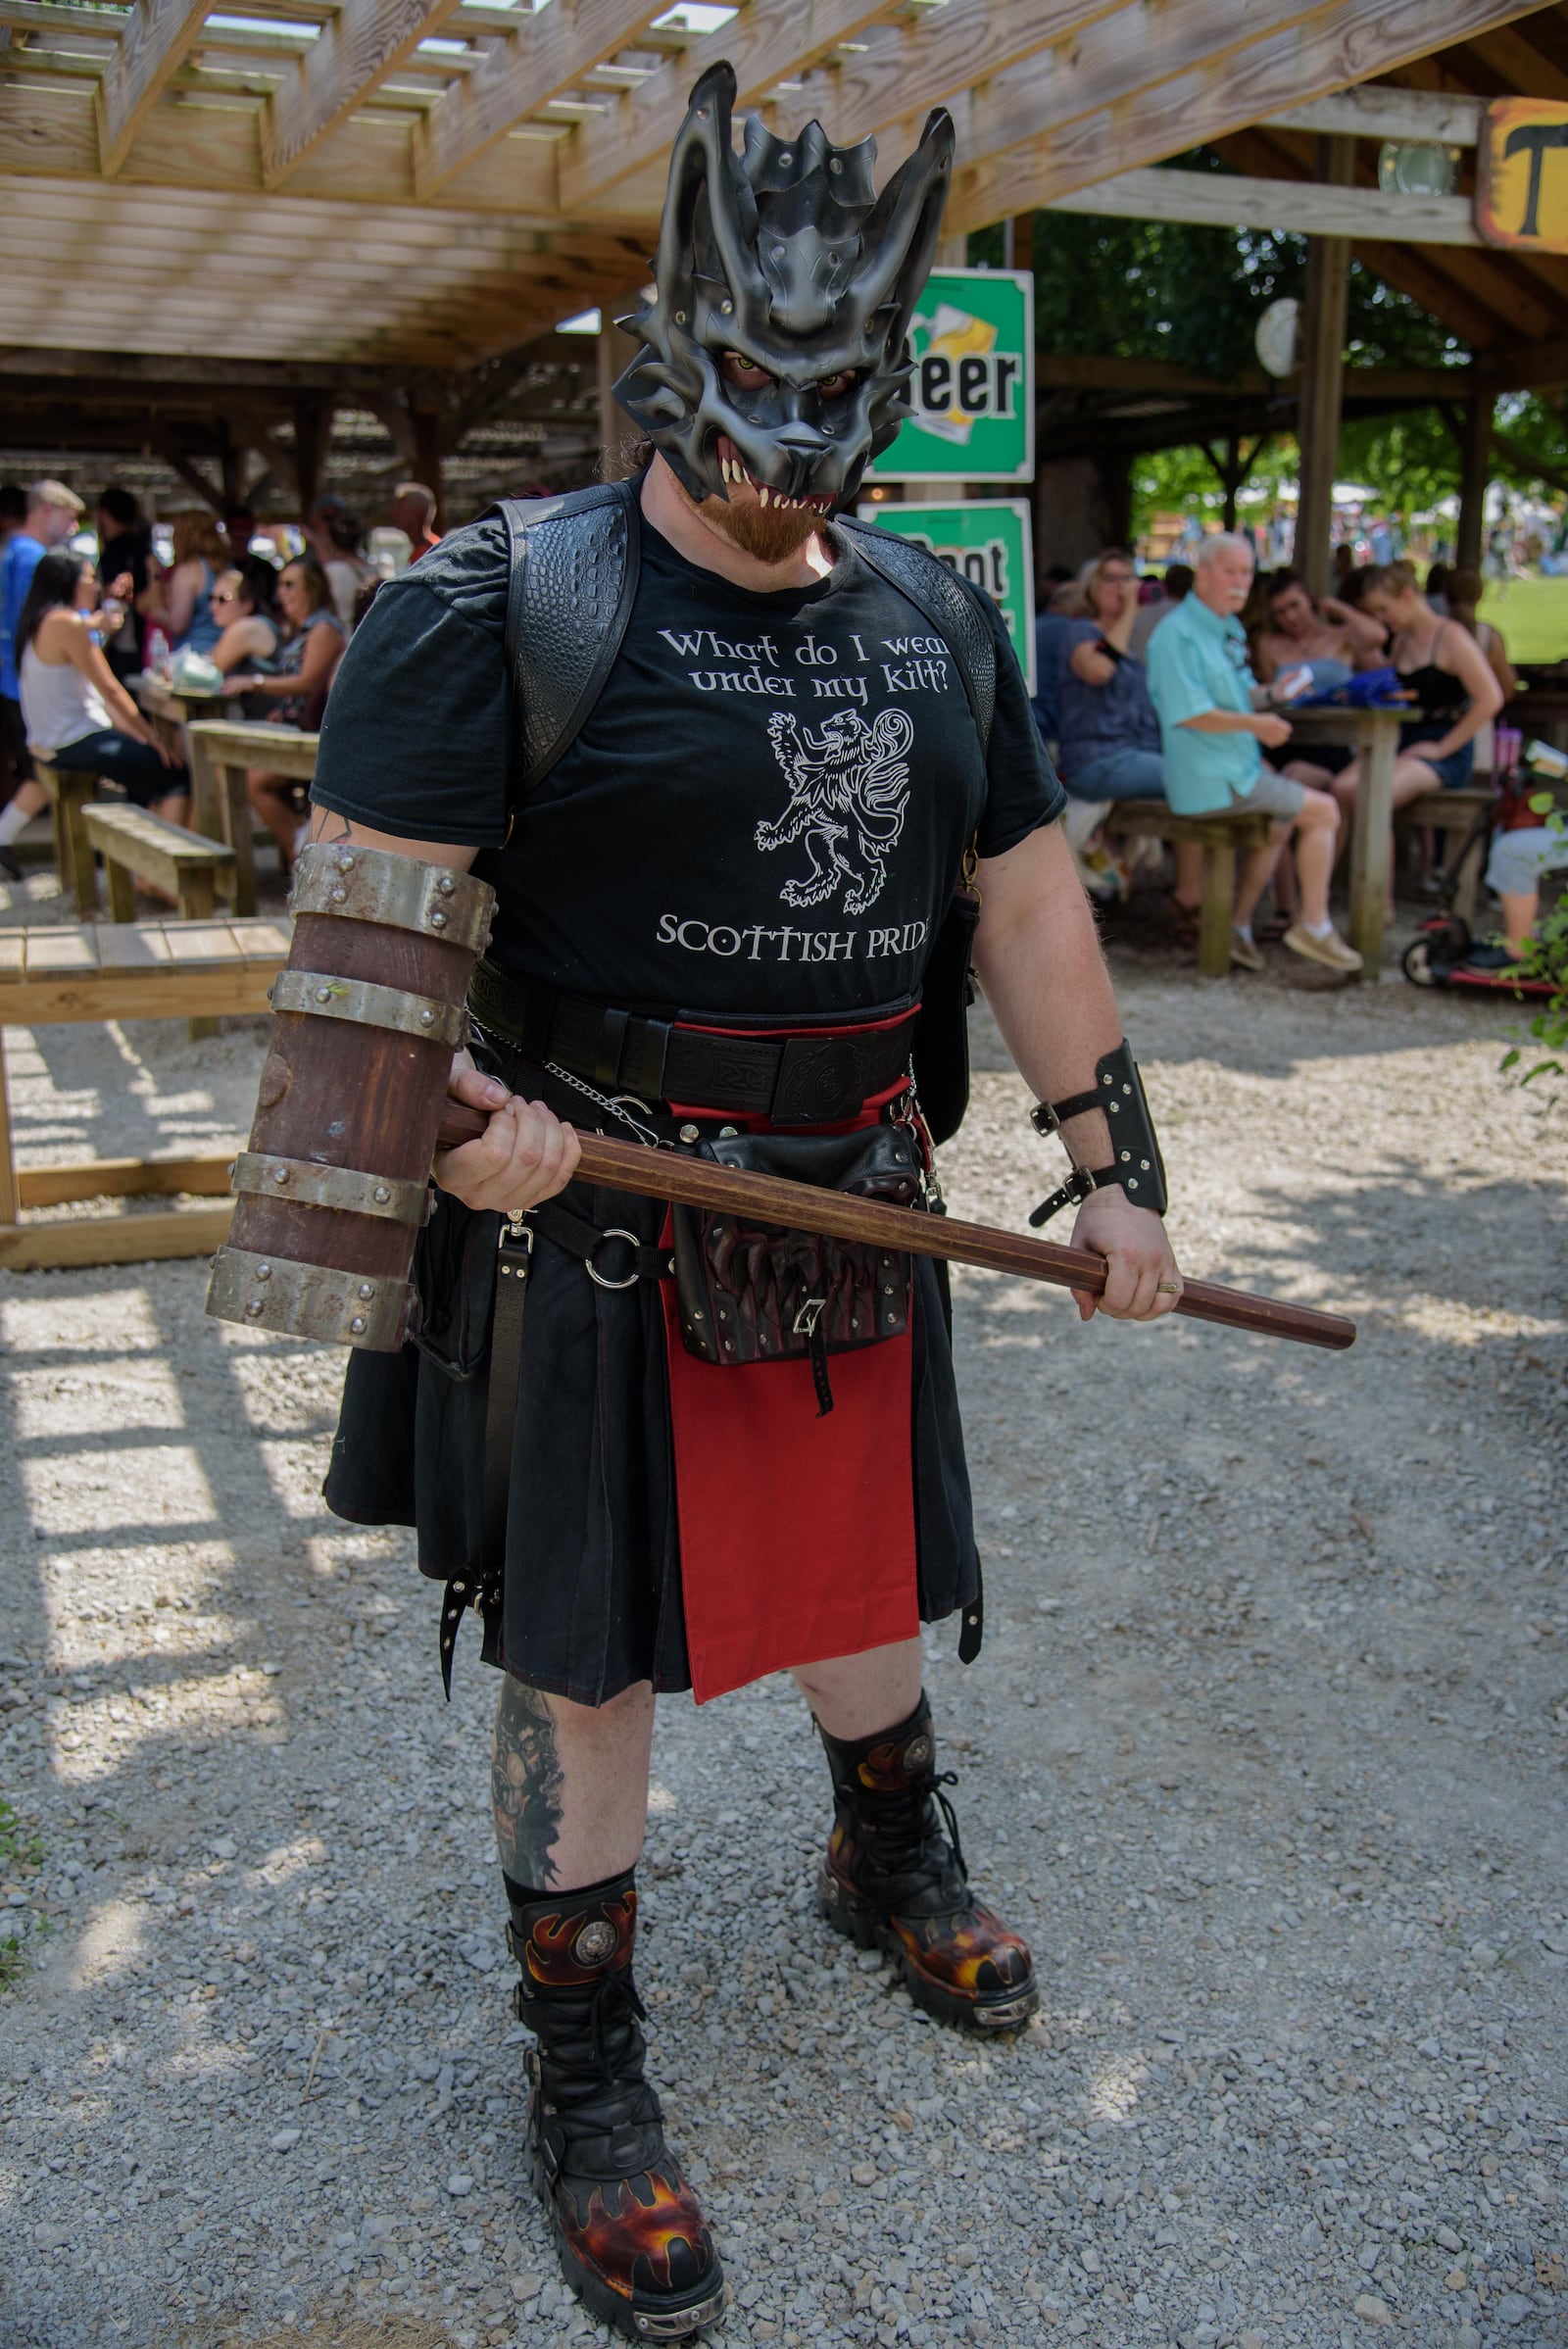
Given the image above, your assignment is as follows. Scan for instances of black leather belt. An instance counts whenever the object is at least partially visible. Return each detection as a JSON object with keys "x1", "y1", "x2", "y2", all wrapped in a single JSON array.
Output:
[{"x1": 467, "y1": 961, "x2": 917, "y2": 1127}]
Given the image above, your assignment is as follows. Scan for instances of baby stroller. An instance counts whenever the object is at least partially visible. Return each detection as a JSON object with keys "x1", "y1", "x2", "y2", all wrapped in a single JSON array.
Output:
[{"x1": 1401, "y1": 745, "x2": 1559, "y2": 998}]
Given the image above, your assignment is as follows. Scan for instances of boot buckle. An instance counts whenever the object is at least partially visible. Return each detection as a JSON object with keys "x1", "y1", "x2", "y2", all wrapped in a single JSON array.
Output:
[{"x1": 633, "y1": 2278, "x2": 731, "y2": 2336}]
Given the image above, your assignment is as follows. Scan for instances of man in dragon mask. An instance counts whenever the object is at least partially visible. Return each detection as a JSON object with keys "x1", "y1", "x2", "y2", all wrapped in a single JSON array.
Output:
[{"x1": 312, "y1": 60, "x2": 1181, "y2": 2339}]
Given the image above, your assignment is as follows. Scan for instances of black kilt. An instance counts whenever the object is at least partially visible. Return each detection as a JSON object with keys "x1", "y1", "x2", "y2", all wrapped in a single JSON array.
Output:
[{"x1": 322, "y1": 1177, "x2": 980, "y2": 1707}]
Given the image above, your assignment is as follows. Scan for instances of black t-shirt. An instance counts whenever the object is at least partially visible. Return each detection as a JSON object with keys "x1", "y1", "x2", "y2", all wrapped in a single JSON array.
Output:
[{"x1": 312, "y1": 507, "x2": 1062, "y2": 1021}]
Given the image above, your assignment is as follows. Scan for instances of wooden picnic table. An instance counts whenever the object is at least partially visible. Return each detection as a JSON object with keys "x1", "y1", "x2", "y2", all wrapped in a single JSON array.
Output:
[
  {"x1": 0, "y1": 913, "x2": 291, "y2": 1268},
  {"x1": 186, "y1": 718, "x2": 318, "y2": 915},
  {"x1": 135, "y1": 669, "x2": 227, "y2": 758},
  {"x1": 1276, "y1": 705, "x2": 1403, "y2": 979}
]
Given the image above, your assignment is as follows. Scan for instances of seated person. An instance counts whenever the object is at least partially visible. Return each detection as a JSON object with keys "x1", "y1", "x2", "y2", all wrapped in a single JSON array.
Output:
[
  {"x1": 222, "y1": 554, "x2": 345, "y2": 863},
  {"x1": 1251, "y1": 566, "x2": 1393, "y2": 808},
  {"x1": 1030, "y1": 572, "x2": 1082, "y2": 748},
  {"x1": 306, "y1": 498, "x2": 377, "y2": 635},
  {"x1": 1055, "y1": 547, "x2": 1165, "y2": 846},
  {"x1": 1253, "y1": 566, "x2": 1389, "y2": 689},
  {"x1": 1446, "y1": 566, "x2": 1516, "y2": 776},
  {"x1": 209, "y1": 556, "x2": 283, "y2": 676},
  {"x1": 1331, "y1": 560, "x2": 1502, "y2": 828},
  {"x1": 10, "y1": 549, "x2": 187, "y2": 867},
  {"x1": 1146, "y1": 533, "x2": 1360, "y2": 974},
  {"x1": 1466, "y1": 823, "x2": 1568, "y2": 970},
  {"x1": 142, "y1": 509, "x2": 231, "y2": 656},
  {"x1": 1129, "y1": 561, "x2": 1192, "y2": 658}
]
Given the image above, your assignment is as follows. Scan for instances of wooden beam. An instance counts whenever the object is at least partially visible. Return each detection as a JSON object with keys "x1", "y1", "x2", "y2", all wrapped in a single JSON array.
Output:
[
  {"x1": 94, "y1": 0, "x2": 210, "y2": 177},
  {"x1": 0, "y1": 344, "x2": 394, "y2": 392},
  {"x1": 231, "y1": 408, "x2": 301, "y2": 497},
  {"x1": 1475, "y1": 332, "x2": 1568, "y2": 392},
  {"x1": 413, "y1": 0, "x2": 666, "y2": 199},
  {"x1": 1455, "y1": 394, "x2": 1493, "y2": 570},
  {"x1": 945, "y1": 0, "x2": 1546, "y2": 233},
  {"x1": 596, "y1": 310, "x2": 639, "y2": 480},
  {"x1": 1490, "y1": 422, "x2": 1568, "y2": 497},
  {"x1": 413, "y1": 405, "x2": 444, "y2": 524},
  {"x1": 1045, "y1": 165, "x2": 1478, "y2": 244},
  {"x1": 261, "y1": 0, "x2": 466, "y2": 188},
  {"x1": 1350, "y1": 238, "x2": 1520, "y2": 352},
  {"x1": 558, "y1": 0, "x2": 905, "y2": 216},
  {"x1": 1295, "y1": 135, "x2": 1355, "y2": 603},
  {"x1": 1261, "y1": 87, "x2": 1485, "y2": 145},
  {"x1": 293, "y1": 394, "x2": 333, "y2": 514},
  {"x1": 153, "y1": 433, "x2": 226, "y2": 514}
]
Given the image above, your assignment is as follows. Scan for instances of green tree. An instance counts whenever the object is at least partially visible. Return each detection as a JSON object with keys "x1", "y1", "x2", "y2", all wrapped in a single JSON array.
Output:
[{"x1": 975, "y1": 159, "x2": 1568, "y2": 531}]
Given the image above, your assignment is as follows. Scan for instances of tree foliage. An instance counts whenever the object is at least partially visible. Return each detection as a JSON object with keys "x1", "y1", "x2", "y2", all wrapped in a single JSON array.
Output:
[{"x1": 973, "y1": 161, "x2": 1568, "y2": 527}]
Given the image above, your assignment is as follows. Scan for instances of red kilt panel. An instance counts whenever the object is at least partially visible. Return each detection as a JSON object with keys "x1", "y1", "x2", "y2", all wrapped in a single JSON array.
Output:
[{"x1": 660, "y1": 1271, "x2": 919, "y2": 1703}]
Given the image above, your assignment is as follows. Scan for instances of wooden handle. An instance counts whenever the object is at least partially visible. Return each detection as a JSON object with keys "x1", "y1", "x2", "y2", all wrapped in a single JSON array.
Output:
[{"x1": 434, "y1": 1101, "x2": 1355, "y2": 1352}]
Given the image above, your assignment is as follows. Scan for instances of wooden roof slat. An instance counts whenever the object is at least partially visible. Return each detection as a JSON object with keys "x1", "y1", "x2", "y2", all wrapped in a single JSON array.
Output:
[
  {"x1": 1463, "y1": 18, "x2": 1568, "y2": 96},
  {"x1": 1352, "y1": 238, "x2": 1527, "y2": 350},
  {"x1": 95, "y1": 0, "x2": 213, "y2": 173},
  {"x1": 261, "y1": 0, "x2": 466, "y2": 184},
  {"x1": 411, "y1": 0, "x2": 666, "y2": 199},
  {"x1": 947, "y1": 0, "x2": 1546, "y2": 232},
  {"x1": 557, "y1": 0, "x2": 902, "y2": 216}
]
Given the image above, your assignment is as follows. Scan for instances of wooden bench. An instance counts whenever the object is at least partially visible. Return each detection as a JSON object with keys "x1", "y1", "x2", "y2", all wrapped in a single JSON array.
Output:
[
  {"x1": 1102, "y1": 799, "x2": 1275, "y2": 977},
  {"x1": 0, "y1": 915, "x2": 290, "y2": 1271},
  {"x1": 1395, "y1": 785, "x2": 1491, "y2": 923},
  {"x1": 30, "y1": 751, "x2": 99, "y2": 919},
  {"x1": 187, "y1": 718, "x2": 319, "y2": 917},
  {"x1": 80, "y1": 806, "x2": 240, "y2": 1039}
]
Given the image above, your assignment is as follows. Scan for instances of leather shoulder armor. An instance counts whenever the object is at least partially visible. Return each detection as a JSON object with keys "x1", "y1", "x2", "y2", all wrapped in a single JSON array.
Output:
[
  {"x1": 497, "y1": 478, "x2": 641, "y2": 800},
  {"x1": 836, "y1": 516, "x2": 996, "y2": 755}
]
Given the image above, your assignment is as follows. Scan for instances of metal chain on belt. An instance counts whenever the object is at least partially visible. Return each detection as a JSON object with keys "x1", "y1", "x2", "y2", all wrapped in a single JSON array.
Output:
[{"x1": 543, "y1": 1062, "x2": 663, "y2": 1149}]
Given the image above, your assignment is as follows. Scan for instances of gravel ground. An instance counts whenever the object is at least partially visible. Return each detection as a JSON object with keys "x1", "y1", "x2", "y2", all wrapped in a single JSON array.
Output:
[{"x1": 1, "y1": 891, "x2": 1566, "y2": 2349}]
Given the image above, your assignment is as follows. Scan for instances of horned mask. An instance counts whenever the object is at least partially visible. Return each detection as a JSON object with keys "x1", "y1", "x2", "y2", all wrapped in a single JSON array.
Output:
[{"x1": 614, "y1": 62, "x2": 955, "y2": 514}]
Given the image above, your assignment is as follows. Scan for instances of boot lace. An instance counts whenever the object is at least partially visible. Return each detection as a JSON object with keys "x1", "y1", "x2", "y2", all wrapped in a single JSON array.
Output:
[{"x1": 843, "y1": 1767, "x2": 967, "y2": 1892}]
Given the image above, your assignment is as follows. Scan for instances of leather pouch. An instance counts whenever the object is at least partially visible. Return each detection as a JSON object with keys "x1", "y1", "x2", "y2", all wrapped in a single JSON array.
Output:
[
  {"x1": 410, "y1": 1190, "x2": 502, "y2": 1381},
  {"x1": 670, "y1": 1127, "x2": 922, "y2": 1407}
]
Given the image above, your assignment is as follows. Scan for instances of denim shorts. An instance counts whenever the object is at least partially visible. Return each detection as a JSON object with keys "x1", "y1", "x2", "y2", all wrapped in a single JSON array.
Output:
[{"x1": 1400, "y1": 727, "x2": 1474, "y2": 792}]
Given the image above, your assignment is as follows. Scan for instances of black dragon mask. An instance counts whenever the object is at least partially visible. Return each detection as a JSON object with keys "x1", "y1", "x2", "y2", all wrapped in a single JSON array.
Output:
[{"x1": 613, "y1": 61, "x2": 955, "y2": 515}]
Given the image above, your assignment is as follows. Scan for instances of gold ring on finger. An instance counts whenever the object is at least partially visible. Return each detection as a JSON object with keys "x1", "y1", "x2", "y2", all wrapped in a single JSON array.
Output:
[{"x1": 1156, "y1": 1281, "x2": 1181, "y2": 1295}]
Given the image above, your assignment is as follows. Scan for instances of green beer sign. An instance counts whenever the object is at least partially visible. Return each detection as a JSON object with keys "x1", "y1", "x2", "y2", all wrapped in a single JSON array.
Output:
[
  {"x1": 867, "y1": 269, "x2": 1034, "y2": 482},
  {"x1": 857, "y1": 500, "x2": 1037, "y2": 693}
]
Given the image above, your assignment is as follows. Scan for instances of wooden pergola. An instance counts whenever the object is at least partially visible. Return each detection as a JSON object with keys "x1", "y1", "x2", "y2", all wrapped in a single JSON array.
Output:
[{"x1": 0, "y1": 0, "x2": 1559, "y2": 525}]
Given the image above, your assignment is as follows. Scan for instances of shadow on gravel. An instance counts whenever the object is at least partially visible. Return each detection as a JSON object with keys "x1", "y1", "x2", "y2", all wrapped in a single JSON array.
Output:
[{"x1": 185, "y1": 2325, "x2": 448, "y2": 2348}]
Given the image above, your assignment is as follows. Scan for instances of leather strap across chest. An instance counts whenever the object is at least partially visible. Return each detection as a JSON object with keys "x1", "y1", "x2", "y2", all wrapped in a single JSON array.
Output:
[{"x1": 468, "y1": 960, "x2": 917, "y2": 1127}]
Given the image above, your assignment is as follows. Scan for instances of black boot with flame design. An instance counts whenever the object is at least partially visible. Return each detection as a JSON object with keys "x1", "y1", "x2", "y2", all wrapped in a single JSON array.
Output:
[
  {"x1": 815, "y1": 1694, "x2": 1039, "y2": 2032},
  {"x1": 506, "y1": 1870, "x2": 726, "y2": 2340}
]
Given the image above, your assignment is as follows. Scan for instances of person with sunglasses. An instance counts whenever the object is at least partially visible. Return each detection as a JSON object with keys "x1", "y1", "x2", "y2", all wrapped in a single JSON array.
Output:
[{"x1": 208, "y1": 555, "x2": 283, "y2": 682}]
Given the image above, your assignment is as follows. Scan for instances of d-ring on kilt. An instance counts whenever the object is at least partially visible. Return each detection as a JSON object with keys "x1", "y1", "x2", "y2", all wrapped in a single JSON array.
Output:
[{"x1": 321, "y1": 1010, "x2": 982, "y2": 1708}]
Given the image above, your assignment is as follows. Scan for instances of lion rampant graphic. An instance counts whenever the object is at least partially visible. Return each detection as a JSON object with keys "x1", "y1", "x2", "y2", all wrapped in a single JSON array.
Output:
[{"x1": 757, "y1": 707, "x2": 914, "y2": 913}]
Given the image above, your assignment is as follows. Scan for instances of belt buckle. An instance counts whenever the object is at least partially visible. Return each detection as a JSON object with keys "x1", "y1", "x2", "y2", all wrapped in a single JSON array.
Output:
[{"x1": 771, "y1": 1034, "x2": 864, "y2": 1126}]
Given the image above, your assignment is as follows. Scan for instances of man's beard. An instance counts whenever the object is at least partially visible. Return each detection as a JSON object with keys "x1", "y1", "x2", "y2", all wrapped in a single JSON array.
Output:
[{"x1": 694, "y1": 486, "x2": 821, "y2": 563}]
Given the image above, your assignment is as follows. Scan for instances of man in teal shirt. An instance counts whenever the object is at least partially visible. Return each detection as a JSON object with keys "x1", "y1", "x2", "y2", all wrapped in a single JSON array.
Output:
[{"x1": 1146, "y1": 533, "x2": 1361, "y2": 973}]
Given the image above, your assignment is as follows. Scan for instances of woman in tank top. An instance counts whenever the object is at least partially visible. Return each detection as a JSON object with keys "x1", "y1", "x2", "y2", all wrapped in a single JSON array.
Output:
[
  {"x1": 142, "y1": 509, "x2": 230, "y2": 657},
  {"x1": 1326, "y1": 559, "x2": 1502, "y2": 837},
  {"x1": 17, "y1": 550, "x2": 189, "y2": 823}
]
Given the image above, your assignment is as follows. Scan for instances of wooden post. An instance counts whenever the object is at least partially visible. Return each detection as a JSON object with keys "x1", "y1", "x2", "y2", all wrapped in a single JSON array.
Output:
[
  {"x1": 1294, "y1": 135, "x2": 1355, "y2": 601},
  {"x1": 1198, "y1": 837, "x2": 1238, "y2": 979},
  {"x1": 1455, "y1": 394, "x2": 1493, "y2": 571},
  {"x1": 1346, "y1": 709, "x2": 1398, "y2": 976},
  {"x1": 413, "y1": 408, "x2": 445, "y2": 527},
  {"x1": 293, "y1": 395, "x2": 332, "y2": 518},
  {"x1": 597, "y1": 316, "x2": 638, "y2": 481}
]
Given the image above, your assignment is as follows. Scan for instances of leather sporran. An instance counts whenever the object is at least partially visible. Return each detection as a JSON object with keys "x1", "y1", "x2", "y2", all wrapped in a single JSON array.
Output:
[{"x1": 670, "y1": 1127, "x2": 922, "y2": 1412}]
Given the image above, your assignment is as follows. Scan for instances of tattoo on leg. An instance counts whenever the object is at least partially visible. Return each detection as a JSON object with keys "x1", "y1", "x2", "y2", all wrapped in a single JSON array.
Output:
[{"x1": 492, "y1": 1676, "x2": 564, "y2": 1886}]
